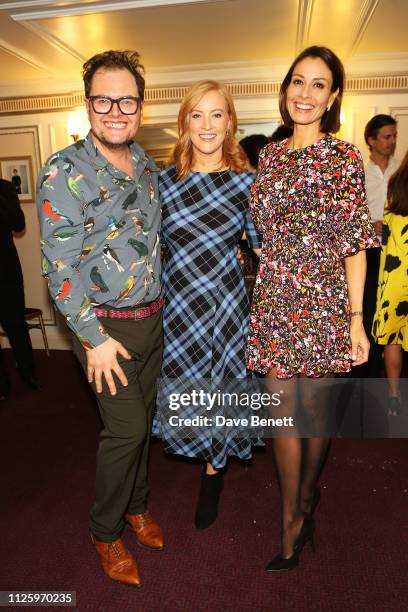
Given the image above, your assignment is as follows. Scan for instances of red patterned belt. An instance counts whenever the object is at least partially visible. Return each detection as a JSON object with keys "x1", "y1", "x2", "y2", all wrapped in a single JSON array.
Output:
[{"x1": 94, "y1": 296, "x2": 164, "y2": 320}]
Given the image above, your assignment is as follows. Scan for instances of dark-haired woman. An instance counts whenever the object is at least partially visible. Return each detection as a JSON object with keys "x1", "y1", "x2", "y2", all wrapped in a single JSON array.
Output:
[
  {"x1": 246, "y1": 46, "x2": 378, "y2": 571},
  {"x1": 372, "y1": 151, "x2": 408, "y2": 415}
]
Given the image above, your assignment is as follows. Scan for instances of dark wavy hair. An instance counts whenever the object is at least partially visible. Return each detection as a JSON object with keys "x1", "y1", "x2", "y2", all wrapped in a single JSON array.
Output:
[
  {"x1": 364, "y1": 114, "x2": 397, "y2": 149},
  {"x1": 387, "y1": 151, "x2": 408, "y2": 216},
  {"x1": 82, "y1": 50, "x2": 145, "y2": 99},
  {"x1": 279, "y1": 46, "x2": 344, "y2": 133}
]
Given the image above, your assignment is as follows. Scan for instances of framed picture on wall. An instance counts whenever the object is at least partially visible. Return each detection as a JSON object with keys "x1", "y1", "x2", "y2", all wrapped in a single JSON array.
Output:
[{"x1": 0, "y1": 156, "x2": 35, "y2": 203}]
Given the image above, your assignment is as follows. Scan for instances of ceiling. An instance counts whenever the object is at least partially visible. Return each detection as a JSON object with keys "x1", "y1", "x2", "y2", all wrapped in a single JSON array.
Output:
[{"x1": 0, "y1": 0, "x2": 407, "y2": 98}]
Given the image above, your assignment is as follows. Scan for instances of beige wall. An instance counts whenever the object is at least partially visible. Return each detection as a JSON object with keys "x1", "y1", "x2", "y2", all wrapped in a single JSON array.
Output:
[{"x1": 1, "y1": 90, "x2": 407, "y2": 350}]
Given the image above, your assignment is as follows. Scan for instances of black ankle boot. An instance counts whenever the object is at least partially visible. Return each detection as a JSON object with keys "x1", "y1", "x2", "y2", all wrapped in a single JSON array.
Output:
[{"x1": 194, "y1": 471, "x2": 224, "y2": 530}]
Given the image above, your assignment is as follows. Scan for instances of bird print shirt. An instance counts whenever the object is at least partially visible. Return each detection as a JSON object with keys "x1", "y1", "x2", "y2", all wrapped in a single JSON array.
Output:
[{"x1": 37, "y1": 132, "x2": 161, "y2": 349}]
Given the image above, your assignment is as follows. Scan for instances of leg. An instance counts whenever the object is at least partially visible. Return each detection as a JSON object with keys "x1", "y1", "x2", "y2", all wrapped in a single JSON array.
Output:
[
  {"x1": 0, "y1": 344, "x2": 11, "y2": 399},
  {"x1": 362, "y1": 247, "x2": 383, "y2": 377},
  {"x1": 126, "y1": 311, "x2": 163, "y2": 514},
  {"x1": 384, "y1": 344, "x2": 403, "y2": 398},
  {"x1": 72, "y1": 312, "x2": 162, "y2": 543},
  {"x1": 298, "y1": 376, "x2": 332, "y2": 514},
  {"x1": 0, "y1": 282, "x2": 35, "y2": 380},
  {"x1": 266, "y1": 371, "x2": 304, "y2": 558}
]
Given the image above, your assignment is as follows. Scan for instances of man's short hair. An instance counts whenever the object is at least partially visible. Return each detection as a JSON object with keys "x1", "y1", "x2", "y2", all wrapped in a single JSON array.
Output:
[
  {"x1": 364, "y1": 114, "x2": 397, "y2": 146},
  {"x1": 82, "y1": 50, "x2": 145, "y2": 100}
]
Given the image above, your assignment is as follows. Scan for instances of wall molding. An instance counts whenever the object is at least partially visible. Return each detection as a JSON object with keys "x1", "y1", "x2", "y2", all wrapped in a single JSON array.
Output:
[{"x1": 1, "y1": 75, "x2": 408, "y2": 115}]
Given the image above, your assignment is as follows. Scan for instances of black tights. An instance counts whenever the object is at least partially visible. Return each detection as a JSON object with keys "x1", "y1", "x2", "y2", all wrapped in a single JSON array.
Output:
[{"x1": 265, "y1": 372, "x2": 332, "y2": 556}]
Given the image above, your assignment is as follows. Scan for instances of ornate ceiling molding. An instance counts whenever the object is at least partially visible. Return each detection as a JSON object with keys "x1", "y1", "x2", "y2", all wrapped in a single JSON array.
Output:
[
  {"x1": 21, "y1": 20, "x2": 86, "y2": 63},
  {"x1": 296, "y1": 0, "x2": 314, "y2": 53},
  {"x1": 1, "y1": 75, "x2": 407, "y2": 116},
  {"x1": 0, "y1": 37, "x2": 52, "y2": 74},
  {"x1": 348, "y1": 0, "x2": 381, "y2": 56},
  {"x1": 9, "y1": 0, "x2": 218, "y2": 20}
]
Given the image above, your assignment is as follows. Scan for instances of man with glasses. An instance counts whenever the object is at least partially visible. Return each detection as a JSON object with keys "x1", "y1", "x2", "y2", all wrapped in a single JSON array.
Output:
[{"x1": 37, "y1": 50, "x2": 164, "y2": 587}]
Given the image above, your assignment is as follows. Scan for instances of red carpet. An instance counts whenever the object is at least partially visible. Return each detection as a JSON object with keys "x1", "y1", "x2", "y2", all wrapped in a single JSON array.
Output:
[{"x1": 0, "y1": 350, "x2": 407, "y2": 611}]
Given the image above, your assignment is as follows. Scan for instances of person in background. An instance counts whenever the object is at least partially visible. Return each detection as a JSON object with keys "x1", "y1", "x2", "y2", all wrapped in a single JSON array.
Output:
[
  {"x1": 363, "y1": 114, "x2": 398, "y2": 377},
  {"x1": 270, "y1": 124, "x2": 293, "y2": 142},
  {"x1": 11, "y1": 169, "x2": 22, "y2": 195},
  {"x1": 153, "y1": 80, "x2": 262, "y2": 530},
  {"x1": 238, "y1": 134, "x2": 268, "y2": 295},
  {"x1": 37, "y1": 50, "x2": 164, "y2": 588},
  {"x1": 372, "y1": 150, "x2": 408, "y2": 415},
  {"x1": 239, "y1": 134, "x2": 269, "y2": 172},
  {"x1": 0, "y1": 178, "x2": 41, "y2": 400},
  {"x1": 246, "y1": 46, "x2": 377, "y2": 572}
]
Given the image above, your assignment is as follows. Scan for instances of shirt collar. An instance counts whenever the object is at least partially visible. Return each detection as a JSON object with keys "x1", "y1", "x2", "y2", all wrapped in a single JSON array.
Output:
[{"x1": 82, "y1": 130, "x2": 158, "y2": 172}]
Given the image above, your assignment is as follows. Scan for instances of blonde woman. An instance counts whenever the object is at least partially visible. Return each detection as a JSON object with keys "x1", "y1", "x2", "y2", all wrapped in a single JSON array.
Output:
[{"x1": 153, "y1": 80, "x2": 261, "y2": 529}]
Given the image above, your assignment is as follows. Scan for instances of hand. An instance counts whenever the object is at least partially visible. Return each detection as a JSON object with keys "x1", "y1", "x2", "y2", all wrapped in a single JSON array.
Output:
[
  {"x1": 374, "y1": 220, "x2": 382, "y2": 236},
  {"x1": 350, "y1": 319, "x2": 370, "y2": 366},
  {"x1": 237, "y1": 245, "x2": 246, "y2": 266},
  {"x1": 86, "y1": 337, "x2": 131, "y2": 395}
]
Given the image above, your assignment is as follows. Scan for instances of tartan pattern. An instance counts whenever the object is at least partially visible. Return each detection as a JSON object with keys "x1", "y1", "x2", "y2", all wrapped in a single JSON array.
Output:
[{"x1": 153, "y1": 167, "x2": 262, "y2": 468}]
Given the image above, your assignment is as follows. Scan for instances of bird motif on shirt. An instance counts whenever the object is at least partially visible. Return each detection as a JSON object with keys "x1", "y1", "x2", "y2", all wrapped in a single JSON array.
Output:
[
  {"x1": 88, "y1": 187, "x2": 111, "y2": 208},
  {"x1": 56, "y1": 278, "x2": 71, "y2": 301},
  {"x1": 53, "y1": 259, "x2": 67, "y2": 271},
  {"x1": 81, "y1": 244, "x2": 96, "y2": 259},
  {"x1": 132, "y1": 216, "x2": 151, "y2": 237},
  {"x1": 40, "y1": 238, "x2": 54, "y2": 249},
  {"x1": 127, "y1": 238, "x2": 148, "y2": 258},
  {"x1": 106, "y1": 215, "x2": 126, "y2": 240},
  {"x1": 115, "y1": 275, "x2": 135, "y2": 302},
  {"x1": 38, "y1": 165, "x2": 59, "y2": 190},
  {"x1": 84, "y1": 217, "x2": 95, "y2": 233},
  {"x1": 107, "y1": 215, "x2": 127, "y2": 231},
  {"x1": 90, "y1": 266, "x2": 109, "y2": 292},
  {"x1": 112, "y1": 177, "x2": 131, "y2": 189},
  {"x1": 75, "y1": 294, "x2": 92, "y2": 322},
  {"x1": 42, "y1": 199, "x2": 74, "y2": 226},
  {"x1": 103, "y1": 245, "x2": 124, "y2": 272},
  {"x1": 67, "y1": 176, "x2": 84, "y2": 201},
  {"x1": 78, "y1": 335, "x2": 94, "y2": 350},
  {"x1": 122, "y1": 189, "x2": 139, "y2": 211},
  {"x1": 53, "y1": 230, "x2": 78, "y2": 242},
  {"x1": 41, "y1": 256, "x2": 49, "y2": 274}
]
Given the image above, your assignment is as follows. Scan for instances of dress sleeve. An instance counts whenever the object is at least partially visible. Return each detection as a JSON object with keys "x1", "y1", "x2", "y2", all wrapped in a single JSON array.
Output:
[
  {"x1": 37, "y1": 157, "x2": 109, "y2": 349},
  {"x1": 332, "y1": 144, "x2": 379, "y2": 258}
]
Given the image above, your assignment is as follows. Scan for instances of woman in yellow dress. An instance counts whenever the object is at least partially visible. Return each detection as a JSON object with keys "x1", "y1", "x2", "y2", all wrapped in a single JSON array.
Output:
[{"x1": 372, "y1": 151, "x2": 408, "y2": 415}]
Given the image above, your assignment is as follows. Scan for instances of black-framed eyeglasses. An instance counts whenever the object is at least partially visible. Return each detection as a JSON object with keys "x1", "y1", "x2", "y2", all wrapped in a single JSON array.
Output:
[{"x1": 88, "y1": 96, "x2": 142, "y2": 115}]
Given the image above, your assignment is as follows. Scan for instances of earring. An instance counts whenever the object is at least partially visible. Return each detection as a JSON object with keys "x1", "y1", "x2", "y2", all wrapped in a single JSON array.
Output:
[{"x1": 326, "y1": 105, "x2": 331, "y2": 111}]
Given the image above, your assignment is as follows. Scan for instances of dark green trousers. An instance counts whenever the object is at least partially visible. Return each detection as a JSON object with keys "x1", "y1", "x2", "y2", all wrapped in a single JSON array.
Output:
[{"x1": 72, "y1": 309, "x2": 163, "y2": 542}]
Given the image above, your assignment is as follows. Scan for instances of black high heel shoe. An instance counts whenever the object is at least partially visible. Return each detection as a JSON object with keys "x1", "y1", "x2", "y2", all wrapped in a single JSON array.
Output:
[{"x1": 266, "y1": 515, "x2": 315, "y2": 572}]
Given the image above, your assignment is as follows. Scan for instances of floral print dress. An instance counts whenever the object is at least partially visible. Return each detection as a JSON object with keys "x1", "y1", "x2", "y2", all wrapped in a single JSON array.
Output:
[{"x1": 246, "y1": 135, "x2": 378, "y2": 378}]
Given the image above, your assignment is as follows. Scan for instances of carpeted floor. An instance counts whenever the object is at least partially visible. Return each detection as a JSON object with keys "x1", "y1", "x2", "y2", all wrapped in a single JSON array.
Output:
[{"x1": 0, "y1": 349, "x2": 407, "y2": 612}]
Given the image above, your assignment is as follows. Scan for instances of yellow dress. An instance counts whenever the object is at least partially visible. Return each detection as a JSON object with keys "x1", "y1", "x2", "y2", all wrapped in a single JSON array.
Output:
[{"x1": 372, "y1": 210, "x2": 408, "y2": 350}]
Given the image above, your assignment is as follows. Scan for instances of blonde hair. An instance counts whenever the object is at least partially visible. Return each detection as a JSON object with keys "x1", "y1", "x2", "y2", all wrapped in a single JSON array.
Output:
[{"x1": 171, "y1": 80, "x2": 248, "y2": 179}]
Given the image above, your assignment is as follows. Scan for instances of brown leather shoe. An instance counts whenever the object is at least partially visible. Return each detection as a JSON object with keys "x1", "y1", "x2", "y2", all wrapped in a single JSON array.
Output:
[
  {"x1": 125, "y1": 511, "x2": 164, "y2": 550},
  {"x1": 91, "y1": 535, "x2": 141, "y2": 587}
]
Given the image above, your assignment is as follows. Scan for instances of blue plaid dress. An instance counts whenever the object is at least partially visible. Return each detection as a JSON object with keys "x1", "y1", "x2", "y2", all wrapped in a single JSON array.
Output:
[{"x1": 153, "y1": 167, "x2": 262, "y2": 468}]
